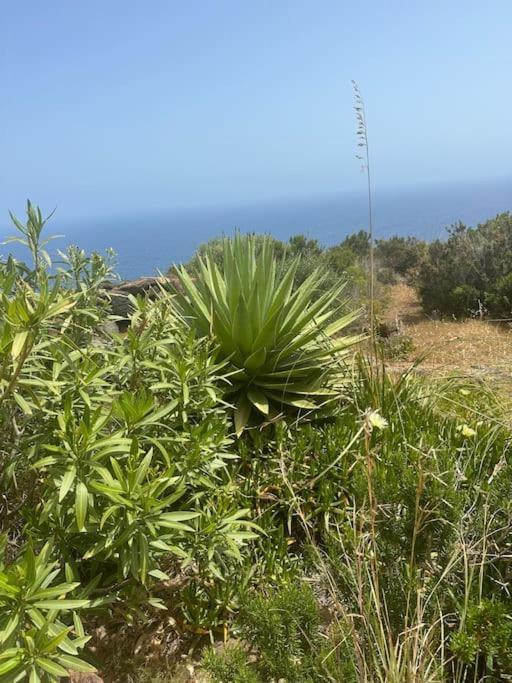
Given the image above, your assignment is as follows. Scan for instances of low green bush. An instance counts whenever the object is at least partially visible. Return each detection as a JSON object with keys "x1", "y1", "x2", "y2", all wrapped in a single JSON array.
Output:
[
  {"x1": 375, "y1": 235, "x2": 427, "y2": 278},
  {"x1": 377, "y1": 331, "x2": 415, "y2": 359},
  {"x1": 202, "y1": 583, "x2": 328, "y2": 683},
  {"x1": 417, "y1": 213, "x2": 512, "y2": 317},
  {"x1": 450, "y1": 600, "x2": 512, "y2": 678},
  {"x1": 203, "y1": 645, "x2": 260, "y2": 683}
]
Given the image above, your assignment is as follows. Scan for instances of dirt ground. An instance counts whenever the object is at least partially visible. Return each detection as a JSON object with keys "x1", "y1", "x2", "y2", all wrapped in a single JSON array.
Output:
[{"x1": 382, "y1": 283, "x2": 512, "y2": 385}]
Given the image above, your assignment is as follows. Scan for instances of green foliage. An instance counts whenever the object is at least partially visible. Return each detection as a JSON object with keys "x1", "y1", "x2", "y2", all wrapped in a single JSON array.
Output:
[
  {"x1": 375, "y1": 235, "x2": 427, "y2": 278},
  {"x1": 175, "y1": 232, "x2": 361, "y2": 435},
  {"x1": 338, "y1": 229, "x2": 371, "y2": 258},
  {"x1": 417, "y1": 213, "x2": 512, "y2": 317},
  {"x1": 238, "y1": 583, "x2": 322, "y2": 681},
  {"x1": 451, "y1": 600, "x2": 512, "y2": 677},
  {"x1": 182, "y1": 228, "x2": 413, "y2": 330},
  {"x1": 3, "y1": 202, "x2": 512, "y2": 682},
  {"x1": 1, "y1": 204, "x2": 260, "y2": 678},
  {"x1": 0, "y1": 542, "x2": 95, "y2": 682},
  {"x1": 202, "y1": 645, "x2": 261, "y2": 683},
  {"x1": 377, "y1": 330, "x2": 415, "y2": 359},
  {"x1": 202, "y1": 584, "x2": 328, "y2": 683}
]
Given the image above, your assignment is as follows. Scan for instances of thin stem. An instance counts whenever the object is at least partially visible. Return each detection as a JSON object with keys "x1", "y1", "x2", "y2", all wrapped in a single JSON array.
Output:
[
  {"x1": 0, "y1": 337, "x2": 33, "y2": 408},
  {"x1": 365, "y1": 136, "x2": 375, "y2": 341},
  {"x1": 352, "y1": 80, "x2": 375, "y2": 346}
]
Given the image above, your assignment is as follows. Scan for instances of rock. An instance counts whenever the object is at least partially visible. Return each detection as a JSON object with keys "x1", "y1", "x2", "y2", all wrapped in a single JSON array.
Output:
[
  {"x1": 102, "y1": 274, "x2": 181, "y2": 327},
  {"x1": 69, "y1": 673, "x2": 103, "y2": 683}
]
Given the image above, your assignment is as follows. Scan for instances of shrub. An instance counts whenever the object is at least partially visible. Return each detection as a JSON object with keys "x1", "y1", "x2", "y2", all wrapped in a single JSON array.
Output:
[
  {"x1": 238, "y1": 583, "x2": 321, "y2": 681},
  {"x1": 202, "y1": 645, "x2": 261, "y2": 683},
  {"x1": 0, "y1": 542, "x2": 96, "y2": 681},
  {"x1": 417, "y1": 213, "x2": 512, "y2": 317},
  {"x1": 450, "y1": 600, "x2": 512, "y2": 677},
  {"x1": 175, "y1": 232, "x2": 362, "y2": 435},
  {"x1": 202, "y1": 583, "x2": 327, "y2": 683},
  {"x1": 0, "y1": 204, "x2": 259, "y2": 677},
  {"x1": 377, "y1": 331, "x2": 415, "y2": 359},
  {"x1": 375, "y1": 235, "x2": 427, "y2": 278}
]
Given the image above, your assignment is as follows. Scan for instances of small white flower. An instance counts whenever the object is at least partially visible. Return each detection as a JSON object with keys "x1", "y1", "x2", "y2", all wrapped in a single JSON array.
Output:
[{"x1": 365, "y1": 409, "x2": 388, "y2": 431}]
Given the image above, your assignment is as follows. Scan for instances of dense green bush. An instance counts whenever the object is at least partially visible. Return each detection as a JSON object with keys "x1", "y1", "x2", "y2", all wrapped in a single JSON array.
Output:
[
  {"x1": 0, "y1": 204, "x2": 259, "y2": 678},
  {"x1": 203, "y1": 583, "x2": 328, "y2": 683},
  {"x1": 181, "y1": 231, "x2": 362, "y2": 309},
  {"x1": 375, "y1": 235, "x2": 427, "y2": 278},
  {"x1": 417, "y1": 213, "x2": 512, "y2": 317},
  {"x1": 450, "y1": 599, "x2": 512, "y2": 678}
]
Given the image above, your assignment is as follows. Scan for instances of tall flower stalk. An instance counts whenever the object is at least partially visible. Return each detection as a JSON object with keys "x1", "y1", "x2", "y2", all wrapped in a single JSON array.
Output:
[{"x1": 352, "y1": 81, "x2": 375, "y2": 342}]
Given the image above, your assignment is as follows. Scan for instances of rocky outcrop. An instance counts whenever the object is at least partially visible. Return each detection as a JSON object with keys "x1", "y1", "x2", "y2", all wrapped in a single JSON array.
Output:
[{"x1": 102, "y1": 274, "x2": 181, "y2": 327}]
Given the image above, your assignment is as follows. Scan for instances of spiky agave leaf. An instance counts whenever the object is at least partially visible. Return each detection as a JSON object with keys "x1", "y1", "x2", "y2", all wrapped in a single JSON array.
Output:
[{"x1": 176, "y1": 233, "x2": 362, "y2": 435}]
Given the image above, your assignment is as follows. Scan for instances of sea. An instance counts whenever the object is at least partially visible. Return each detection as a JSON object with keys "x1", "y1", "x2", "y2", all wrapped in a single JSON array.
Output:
[{"x1": 1, "y1": 178, "x2": 511, "y2": 280}]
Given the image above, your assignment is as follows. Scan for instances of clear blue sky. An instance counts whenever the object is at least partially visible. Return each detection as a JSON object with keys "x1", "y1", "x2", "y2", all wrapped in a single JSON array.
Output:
[{"x1": 1, "y1": 0, "x2": 511, "y2": 221}]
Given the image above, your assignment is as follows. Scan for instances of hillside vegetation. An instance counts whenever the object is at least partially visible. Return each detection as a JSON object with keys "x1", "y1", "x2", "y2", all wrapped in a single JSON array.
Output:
[
  {"x1": 185, "y1": 212, "x2": 512, "y2": 323},
  {"x1": 0, "y1": 204, "x2": 511, "y2": 682}
]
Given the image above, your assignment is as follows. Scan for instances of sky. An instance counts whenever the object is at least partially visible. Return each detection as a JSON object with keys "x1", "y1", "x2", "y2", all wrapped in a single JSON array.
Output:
[{"x1": 1, "y1": 0, "x2": 512, "y2": 222}]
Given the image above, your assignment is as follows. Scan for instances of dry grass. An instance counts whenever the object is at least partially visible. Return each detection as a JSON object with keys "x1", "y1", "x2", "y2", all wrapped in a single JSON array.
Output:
[{"x1": 383, "y1": 284, "x2": 512, "y2": 384}]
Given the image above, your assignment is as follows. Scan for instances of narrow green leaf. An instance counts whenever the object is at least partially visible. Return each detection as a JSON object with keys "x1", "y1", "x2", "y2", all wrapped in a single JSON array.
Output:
[
  {"x1": 55, "y1": 654, "x2": 97, "y2": 674},
  {"x1": 0, "y1": 656, "x2": 22, "y2": 676},
  {"x1": 75, "y1": 482, "x2": 88, "y2": 531},
  {"x1": 148, "y1": 569, "x2": 170, "y2": 580},
  {"x1": 41, "y1": 627, "x2": 72, "y2": 653},
  {"x1": 29, "y1": 666, "x2": 41, "y2": 683},
  {"x1": 13, "y1": 392, "x2": 33, "y2": 415},
  {"x1": 0, "y1": 612, "x2": 19, "y2": 644},
  {"x1": 36, "y1": 657, "x2": 69, "y2": 677},
  {"x1": 11, "y1": 330, "x2": 28, "y2": 360},
  {"x1": 244, "y1": 346, "x2": 267, "y2": 373},
  {"x1": 33, "y1": 599, "x2": 89, "y2": 610},
  {"x1": 59, "y1": 466, "x2": 77, "y2": 502}
]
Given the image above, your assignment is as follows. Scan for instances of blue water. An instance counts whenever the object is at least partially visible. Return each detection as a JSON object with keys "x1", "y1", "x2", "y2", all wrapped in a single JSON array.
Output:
[{"x1": 2, "y1": 178, "x2": 511, "y2": 279}]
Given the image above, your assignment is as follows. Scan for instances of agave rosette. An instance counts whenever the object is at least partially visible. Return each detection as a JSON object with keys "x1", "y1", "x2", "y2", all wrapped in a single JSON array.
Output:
[{"x1": 176, "y1": 233, "x2": 362, "y2": 434}]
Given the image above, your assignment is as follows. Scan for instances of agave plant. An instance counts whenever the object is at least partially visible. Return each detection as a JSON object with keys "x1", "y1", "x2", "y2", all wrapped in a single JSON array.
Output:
[{"x1": 176, "y1": 233, "x2": 361, "y2": 435}]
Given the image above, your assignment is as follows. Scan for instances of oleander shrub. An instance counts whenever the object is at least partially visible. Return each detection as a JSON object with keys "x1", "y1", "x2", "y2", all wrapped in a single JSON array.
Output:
[
  {"x1": 0, "y1": 542, "x2": 95, "y2": 682},
  {"x1": 0, "y1": 203, "x2": 259, "y2": 678}
]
